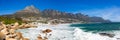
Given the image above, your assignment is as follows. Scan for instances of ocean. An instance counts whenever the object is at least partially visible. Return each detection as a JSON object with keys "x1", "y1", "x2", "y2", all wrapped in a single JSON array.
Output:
[
  {"x1": 70, "y1": 22, "x2": 120, "y2": 40},
  {"x1": 70, "y1": 22, "x2": 120, "y2": 33},
  {"x1": 16, "y1": 23, "x2": 120, "y2": 40}
]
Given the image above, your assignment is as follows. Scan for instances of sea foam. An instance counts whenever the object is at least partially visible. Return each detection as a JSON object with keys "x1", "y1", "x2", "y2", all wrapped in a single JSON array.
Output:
[
  {"x1": 17, "y1": 24, "x2": 118, "y2": 40},
  {"x1": 73, "y1": 28, "x2": 117, "y2": 40}
]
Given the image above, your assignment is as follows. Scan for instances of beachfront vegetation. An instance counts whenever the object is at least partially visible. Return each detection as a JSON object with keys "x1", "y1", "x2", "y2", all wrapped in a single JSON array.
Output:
[{"x1": 0, "y1": 16, "x2": 23, "y2": 24}]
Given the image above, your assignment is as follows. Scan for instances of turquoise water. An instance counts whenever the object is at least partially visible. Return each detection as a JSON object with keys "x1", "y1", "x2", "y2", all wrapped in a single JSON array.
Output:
[{"x1": 70, "y1": 22, "x2": 120, "y2": 32}]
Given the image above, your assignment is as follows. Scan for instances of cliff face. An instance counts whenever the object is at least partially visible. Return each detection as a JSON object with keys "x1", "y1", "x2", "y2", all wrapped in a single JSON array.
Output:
[{"x1": 2, "y1": 5, "x2": 111, "y2": 23}]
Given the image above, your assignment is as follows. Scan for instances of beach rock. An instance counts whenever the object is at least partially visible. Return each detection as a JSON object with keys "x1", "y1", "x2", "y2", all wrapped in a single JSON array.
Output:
[
  {"x1": 99, "y1": 33, "x2": 115, "y2": 37},
  {"x1": 11, "y1": 22, "x2": 19, "y2": 29},
  {"x1": 0, "y1": 32, "x2": 5, "y2": 40},
  {"x1": 6, "y1": 38, "x2": 17, "y2": 40},
  {"x1": 44, "y1": 37, "x2": 48, "y2": 40},
  {"x1": 42, "y1": 29, "x2": 52, "y2": 33},
  {"x1": 22, "y1": 38, "x2": 29, "y2": 40},
  {"x1": 16, "y1": 32, "x2": 23, "y2": 39},
  {"x1": 1, "y1": 28, "x2": 9, "y2": 35},
  {"x1": 14, "y1": 22, "x2": 19, "y2": 26},
  {"x1": 19, "y1": 24, "x2": 24, "y2": 29},
  {"x1": 9, "y1": 29, "x2": 15, "y2": 34},
  {"x1": 1, "y1": 22, "x2": 6, "y2": 28},
  {"x1": 18, "y1": 23, "x2": 27, "y2": 29},
  {"x1": 0, "y1": 26, "x2": 4, "y2": 31},
  {"x1": 117, "y1": 38, "x2": 120, "y2": 40},
  {"x1": 19, "y1": 23, "x2": 36, "y2": 29},
  {"x1": 0, "y1": 22, "x2": 31, "y2": 40},
  {"x1": 37, "y1": 35, "x2": 43, "y2": 40},
  {"x1": 16, "y1": 32, "x2": 29, "y2": 40}
]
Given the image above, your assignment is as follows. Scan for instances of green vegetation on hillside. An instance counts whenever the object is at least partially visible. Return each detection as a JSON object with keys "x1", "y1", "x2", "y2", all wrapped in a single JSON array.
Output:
[{"x1": 0, "y1": 16, "x2": 23, "y2": 24}]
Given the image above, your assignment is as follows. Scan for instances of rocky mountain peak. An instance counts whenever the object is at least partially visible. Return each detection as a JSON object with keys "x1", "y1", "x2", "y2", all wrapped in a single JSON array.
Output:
[
  {"x1": 23, "y1": 5, "x2": 40, "y2": 13},
  {"x1": 24, "y1": 5, "x2": 35, "y2": 10}
]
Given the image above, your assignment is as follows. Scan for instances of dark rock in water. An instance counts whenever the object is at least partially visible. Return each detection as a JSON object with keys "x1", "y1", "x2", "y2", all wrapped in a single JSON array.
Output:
[
  {"x1": 99, "y1": 33, "x2": 115, "y2": 37},
  {"x1": 117, "y1": 38, "x2": 120, "y2": 40}
]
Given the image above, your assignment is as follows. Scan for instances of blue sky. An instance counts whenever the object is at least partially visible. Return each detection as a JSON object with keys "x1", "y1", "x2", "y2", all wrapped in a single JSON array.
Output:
[{"x1": 0, "y1": 0, "x2": 120, "y2": 22}]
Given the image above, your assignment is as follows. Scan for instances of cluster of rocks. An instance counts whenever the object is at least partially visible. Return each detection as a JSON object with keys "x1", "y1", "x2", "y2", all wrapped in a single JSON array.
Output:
[
  {"x1": 99, "y1": 33, "x2": 120, "y2": 40},
  {"x1": 99, "y1": 33, "x2": 115, "y2": 38},
  {"x1": 0, "y1": 22, "x2": 36, "y2": 40},
  {"x1": 37, "y1": 29, "x2": 52, "y2": 40}
]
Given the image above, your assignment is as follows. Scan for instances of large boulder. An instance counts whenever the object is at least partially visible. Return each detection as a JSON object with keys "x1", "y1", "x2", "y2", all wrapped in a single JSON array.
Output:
[
  {"x1": 42, "y1": 29, "x2": 52, "y2": 33},
  {"x1": 0, "y1": 32, "x2": 5, "y2": 40},
  {"x1": 1, "y1": 28, "x2": 9, "y2": 35},
  {"x1": 9, "y1": 29, "x2": 15, "y2": 34},
  {"x1": 16, "y1": 32, "x2": 23, "y2": 39}
]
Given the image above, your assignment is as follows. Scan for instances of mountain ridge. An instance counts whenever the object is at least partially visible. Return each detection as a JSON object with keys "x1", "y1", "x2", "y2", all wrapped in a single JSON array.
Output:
[{"x1": 1, "y1": 5, "x2": 111, "y2": 23}]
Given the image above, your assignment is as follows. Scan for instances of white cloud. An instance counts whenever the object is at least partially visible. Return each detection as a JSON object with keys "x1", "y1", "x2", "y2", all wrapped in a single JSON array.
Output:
[{"x1": 78, "y1": 6, "x2": 120, "y2": 22}]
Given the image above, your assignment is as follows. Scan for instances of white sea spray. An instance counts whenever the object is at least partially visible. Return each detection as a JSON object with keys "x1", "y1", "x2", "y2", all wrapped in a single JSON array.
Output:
[{"x1": 17, "y1": 24, "x2": 118, "y2": 40}]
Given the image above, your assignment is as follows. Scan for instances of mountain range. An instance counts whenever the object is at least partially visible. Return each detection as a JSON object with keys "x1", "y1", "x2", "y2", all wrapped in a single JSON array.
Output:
[{"x1": 1, "y1": 5, "x2": 111, "y2": 23}]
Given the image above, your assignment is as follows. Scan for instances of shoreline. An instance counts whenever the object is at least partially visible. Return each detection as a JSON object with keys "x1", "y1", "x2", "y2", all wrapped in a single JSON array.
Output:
[
  {"x1": 17, "y1": 23, "x2": 119, "y2": 40},
  {"x1": 0, "y1": 22, "x2": 119, "y2": 40}
]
